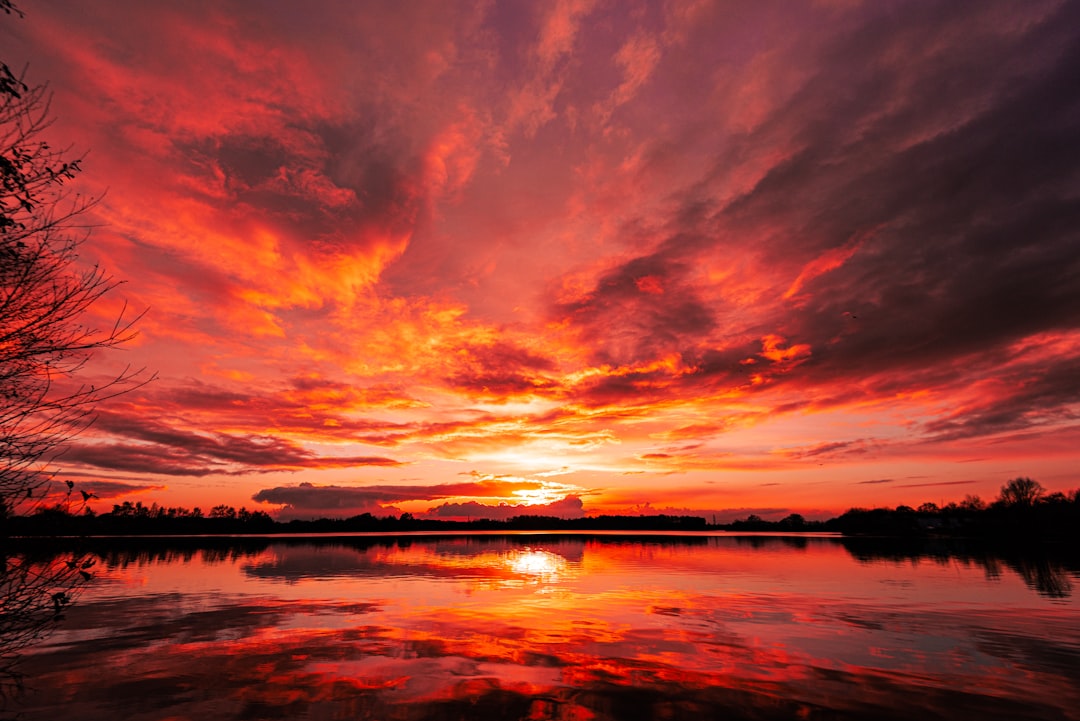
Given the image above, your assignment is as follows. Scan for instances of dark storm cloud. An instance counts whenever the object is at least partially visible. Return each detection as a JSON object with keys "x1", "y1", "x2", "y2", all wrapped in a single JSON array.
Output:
[
  {"x1": 555, "y1": 253, "x2": 716, "y2": 366},
  {"x1": 174, "y1": 115, "x2": 424, "y2": 251},
  {"x1": 569, "y1": 364, "x2": 700, "y2": 408},
  {"x1": 739, "y1": 0, "x2": 1080, "y2": 379},
  {"x1": 921, "y1": 355, "x2": 1080, "y2": 441},
  {"x1": 550, "y1": 0, "x2": 1080, "y2": 443},
  {"x1": 444, "y1": 339, "x2": 558, "y2": 396}
]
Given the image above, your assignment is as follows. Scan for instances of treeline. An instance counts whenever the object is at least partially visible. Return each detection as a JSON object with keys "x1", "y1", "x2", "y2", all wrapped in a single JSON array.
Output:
[
  {"x1": 7, "y1": 477, "x2": 1078, "y2": 540},
  {"x1": 737, "y1": 477, "x2": 1080, "y2": 542},
  {"x1": 824, "y1": 480, "x2": 1080, "y2": 541},
  {"x1": 724, "y1": 513, "x2": 826, "y2": 532},
  {"x1": 5, "y1": 501, "x2": 278, "y2": 536},
  {"x1": 5, "y1": 501, "x2": 708, "y2": 536}
]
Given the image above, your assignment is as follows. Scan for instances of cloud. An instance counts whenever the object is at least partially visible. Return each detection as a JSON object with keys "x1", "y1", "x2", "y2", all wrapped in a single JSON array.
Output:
[
  {"x1": 251, "y1": 479, "x2": 575, "y2": 519},
  {"x1": 425, "y1": 495, "x2": 585, "y2": 521},
  {"x1": 553, "y1": 254, "x2": 716, "y2": 367},
  {"x1": 545, "y1": 0, "x2": 1080, "y2": 423},
  {"x1": 920, "y1": 349, "x2": 1080, "y2": 441},
  {"x1": 64, "y1": 411, "x2": 403, "y2": 477},
  {"x1": 443, "y1": 339, "x2": 559, "y2": 397},
  {"x1": 80, "y1": 380, "x2": 420, "y2": 451},
  {"x1": 8, "y1": 0, "x2": 1080, "y2": 513},
  {"x1": 252, "y1": 483, "x2": 403, "y2": 519},
  {"x1": 895, "y1": 480, "x2": 977, "y2": 489},
  {"x1": 49, "y1": 479, "x2": 166, "y2": 500},
  {"x1": 780, "y1": 440, "x2": 873, "y2": 460},
  {"x1": 505, "y1": 0, "x2": 600, "y2": 136}
]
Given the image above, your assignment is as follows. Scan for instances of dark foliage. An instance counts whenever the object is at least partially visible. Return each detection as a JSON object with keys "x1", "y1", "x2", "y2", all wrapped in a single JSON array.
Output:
[
  {"x1": 1, "y1": 2, "x2": 148, "y2": 699},
  {"x1": 839, "y1": 536, "x2": 1078, "y2": 599},
  {"x1": 0, "y1": 545, "x2": 93, "y2": 699},
  {"x1": 9, "y1": 477, "x2": 1077, "y2": 542},
  {"x1": 1, "y1": 7, "x2": 149, "y2": 524},
  {"x1": 825, "y1": 479, "x2": 1080, "y2": 542},
  {"x1": 7, "y1": 503, "x2": 707, "y2": 536}
]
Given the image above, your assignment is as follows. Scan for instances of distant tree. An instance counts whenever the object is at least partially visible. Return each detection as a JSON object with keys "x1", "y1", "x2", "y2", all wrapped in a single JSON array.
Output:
[
  {"x1": 1042, "y1": 492, "x2": 1069, "y2": 506},
  {"x1": 110, "y1": 501, "x2": 135, "y2": 517},
  {"x1": 208, "y1": 505, "x2": 237, "y2": 520},
  {"x1": 1, "y1": 37, "x2": 150, "y2": 522},
  {"x1": 960, "y1": 494, "x2": 986, "y2": 511},
  {"x1": 779, "y1": 513, "x2": 805, "y2": 528},
  {"x1": 998, "y1": 477, "x2": 1045, "y2": 508}
]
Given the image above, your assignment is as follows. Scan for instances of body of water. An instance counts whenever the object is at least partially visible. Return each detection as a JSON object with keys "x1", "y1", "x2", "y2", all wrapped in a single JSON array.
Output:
[{"x1": 4, "y1": 533, "x2": 1079, "y2": 720}]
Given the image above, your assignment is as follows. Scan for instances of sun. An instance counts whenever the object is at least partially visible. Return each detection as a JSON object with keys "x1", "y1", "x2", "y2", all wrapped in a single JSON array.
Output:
[
  {"x1": 507, "y1": 550, "x2": 566, "y2": 580},
  {"x1": 511, "y1": 480, "x2": 583, "y2": 506}
]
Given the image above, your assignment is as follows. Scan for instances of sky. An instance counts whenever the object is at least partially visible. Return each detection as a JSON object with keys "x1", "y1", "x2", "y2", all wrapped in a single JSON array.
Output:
[{"x1": 5, "y1": 0, "x2": 1080, "y2": 521}]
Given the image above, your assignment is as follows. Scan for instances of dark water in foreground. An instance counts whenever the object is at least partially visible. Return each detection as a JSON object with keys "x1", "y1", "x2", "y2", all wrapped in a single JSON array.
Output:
[{"x1": 5, "y1": 533, "x2": 1079, "y2": 720}]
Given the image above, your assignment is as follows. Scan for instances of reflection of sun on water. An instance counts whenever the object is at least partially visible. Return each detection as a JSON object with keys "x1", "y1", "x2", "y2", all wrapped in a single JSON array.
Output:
[{"x1": 507, "y1": 550, "x2": 566, "y2": 581}]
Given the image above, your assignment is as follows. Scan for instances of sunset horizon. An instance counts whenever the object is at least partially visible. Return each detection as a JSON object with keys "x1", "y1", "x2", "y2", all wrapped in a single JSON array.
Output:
[{"x1": 5, "y1": 0, "x2": 1079, "y2": 522}]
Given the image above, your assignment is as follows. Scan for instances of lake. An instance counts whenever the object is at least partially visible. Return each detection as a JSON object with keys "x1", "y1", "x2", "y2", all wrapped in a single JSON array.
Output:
[{"x1": 3, "y1": 533, "x2": 1079, "y2": 720}]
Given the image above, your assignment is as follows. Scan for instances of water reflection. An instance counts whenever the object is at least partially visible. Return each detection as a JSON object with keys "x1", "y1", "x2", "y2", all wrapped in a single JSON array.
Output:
[
  {"x1": 506, "y1": 549, "x2": 567, "y2": 581},
  {"x1": 839, "y1": 537, "x2": 1078, "y2": 599},
  {"x1": 0, "y1": 547, "x2": 95, "y2": 703},
  {"x1": 4, "y1": 535, "x2": 1079, "y2": 720},
  {"x1": 240, "y1": 539, "x2": 583, "y2": 586}
]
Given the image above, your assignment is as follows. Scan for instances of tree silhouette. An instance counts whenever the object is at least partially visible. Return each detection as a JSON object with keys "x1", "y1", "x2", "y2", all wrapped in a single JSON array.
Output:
[
  {"x1": 998, "y1": 477, "x2": 1045, "y2": 508},
  {"x1": 1, "y1": 548, "x2": 94, "y2": 698},
  {"x1": 1, "y1": 1, "x2": 147, "y2": 701},
  {"x1": 1, "y1": 14, "x2": 150, "y2": 524}
]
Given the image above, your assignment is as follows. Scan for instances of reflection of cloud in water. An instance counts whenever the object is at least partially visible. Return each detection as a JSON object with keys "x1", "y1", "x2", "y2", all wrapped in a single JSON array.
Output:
[
  {"x1": 15, "y1": 589, "x2": 1080, "y2": 721},
  {"x1": 35, "y1": 593, "x2": 382, "y2": 653},
  {"x1": 8, "y1": 538, "x2": 1080, "y2": 720},
  {"x1": 241, "y1": 540, "x2": 583, "y2": 585},
  {"x1": 241, "y1": 545, "x2": 387, "y2": 582}
]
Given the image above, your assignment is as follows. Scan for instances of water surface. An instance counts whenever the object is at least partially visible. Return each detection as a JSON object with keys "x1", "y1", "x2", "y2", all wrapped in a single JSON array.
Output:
[{"x1": 6, "y1": 533, "x2": 1079, "y2": 720}]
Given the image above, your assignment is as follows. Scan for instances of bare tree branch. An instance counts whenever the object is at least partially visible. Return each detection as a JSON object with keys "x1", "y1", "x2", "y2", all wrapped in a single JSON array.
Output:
[{"x1": 1, "y1": 74, "x2": 154, "y2": 519}]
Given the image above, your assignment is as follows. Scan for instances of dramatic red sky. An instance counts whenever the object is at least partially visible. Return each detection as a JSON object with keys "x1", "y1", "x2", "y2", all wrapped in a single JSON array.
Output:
[{"x1": 6, "y1": 0, "x2": 1080, "y2": 520}]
